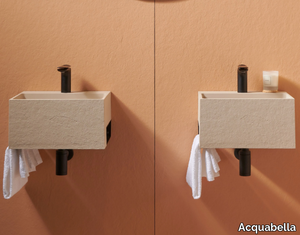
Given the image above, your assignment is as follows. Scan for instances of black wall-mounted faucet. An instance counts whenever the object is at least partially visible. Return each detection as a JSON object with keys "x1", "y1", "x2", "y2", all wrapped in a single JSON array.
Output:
[
  {"x1": 56, "y1": 65, "x2": 73, "y2": 175},
  {"x1": 57, "y1": 64, "x2": 71, "y2": 93},
  {"x1": 237, "y1": 64, "x2": 248, "y2": 93},
  {"x1": 235, "y1": 64, "x2": 251, "y2": 176}
]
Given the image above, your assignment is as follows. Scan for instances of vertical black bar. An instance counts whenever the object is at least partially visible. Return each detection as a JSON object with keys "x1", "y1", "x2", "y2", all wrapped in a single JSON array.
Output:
[
  {"x1": 238, "y1": 72, "x2": 247, "y2": 92},
  {"x1": 239, "y1": 149, "x2": 251, "y2": 176},
  {"x1": 237, "y1": 64, "x2": 248, "y2": 93},
  {"x1": 106, "y1": 121, "x2": 112, "y2": 144},
  {"x1": 61, "y1": 70, "x2": 71, "y2": 93},
  {"x1": 56, "y1": 150, "x2": 68, "y2": 175}
]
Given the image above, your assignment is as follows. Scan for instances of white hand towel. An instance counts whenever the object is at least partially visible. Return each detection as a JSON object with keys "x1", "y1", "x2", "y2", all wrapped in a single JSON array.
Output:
[
  {"x1": 186, "y1": 135, "x2": 221, "y2": 199},
  {"x1": 3, "y1": 147, "x2": 42, "y2": 199},
  {"x1": 19, "y1": 150, "x2": 29, "y2": 178},
  {"x1": 186, "y1": 135, "x2": 202, "y2": 199},
  {"x1": 21, "y1": 149, "x2": 42, "y2": 174},
  {"x1": 204, "y1": 148, "x2": 220, "y2": 182}
]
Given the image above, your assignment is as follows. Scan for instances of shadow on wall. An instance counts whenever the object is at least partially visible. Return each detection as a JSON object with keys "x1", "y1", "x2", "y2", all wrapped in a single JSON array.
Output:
[
  {"x1": 25, "y1": 91, "x2": 154, "y2": 235},
  {"x1": 155, "y1": 132, "x2": 231, "y2": 235},
  {"x1": 156, "y1": 134, "x2": 273, "y2": 234},
  {"x1": 80, "y1": 79, "x2": 99, "y2": 91},
  {"x1": 156, "y1": 76, "x2": 300, "y2": 234},
  {"x1": 157, "y1": 142, "x2": 300, "y2": 234}
]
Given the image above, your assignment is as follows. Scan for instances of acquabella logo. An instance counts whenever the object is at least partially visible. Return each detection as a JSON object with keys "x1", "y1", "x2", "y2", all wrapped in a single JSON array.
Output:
[{"x1": 238, "y1": 222, "x2": 297, "y2": 234}]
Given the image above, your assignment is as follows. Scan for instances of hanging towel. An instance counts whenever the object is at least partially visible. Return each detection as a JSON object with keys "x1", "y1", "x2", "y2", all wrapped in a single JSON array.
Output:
[
  {"x1": 3, "y1": 147, "x2": 42, "y2": 199},
  {"x1": 19, "y1": 149, "x2": 43, "y2": 178},
  {"x1": 204, "y1": 148, "x2": 220, "y2": 182},
  {"x1": 186, "y1": 135, "x2": 220, "y2": 199},
  {"x1": 186, "y1": 135, "x2": 202, "y2": 199}
]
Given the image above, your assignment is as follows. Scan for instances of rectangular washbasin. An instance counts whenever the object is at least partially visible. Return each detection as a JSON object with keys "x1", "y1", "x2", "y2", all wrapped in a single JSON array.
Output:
[
  {"x1": 9, "y1": 91, "x2": 111, "y2": 149},
  {"x1": 198, "y1": 91, "x2": 295, "y2": 149}
]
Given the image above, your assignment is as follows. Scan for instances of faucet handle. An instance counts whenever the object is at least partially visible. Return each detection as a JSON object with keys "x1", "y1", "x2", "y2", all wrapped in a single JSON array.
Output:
[{"x1": 57, "y1": 64, "x2": 71, "y2": 72}]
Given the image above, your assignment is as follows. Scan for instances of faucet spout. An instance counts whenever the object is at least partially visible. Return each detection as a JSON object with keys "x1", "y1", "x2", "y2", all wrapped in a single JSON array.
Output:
[
  {"x1": 237, "y1": 64, "x2": 248, "y2": 93},
  {"x1": 57, "y1": 64, "x2": 71, "y2": 93}
]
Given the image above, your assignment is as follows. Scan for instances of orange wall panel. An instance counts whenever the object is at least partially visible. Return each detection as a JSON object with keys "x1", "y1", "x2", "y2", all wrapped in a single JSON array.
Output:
[
  {"x1": 1, "y1": 0, "x2": 300, "y2": 234},
  {"x1": 156, "y1": 1, "x2": 300, "y2": 234},
  {"x1": 0, "y1": 1, "x2": 154, "y2": 235}
]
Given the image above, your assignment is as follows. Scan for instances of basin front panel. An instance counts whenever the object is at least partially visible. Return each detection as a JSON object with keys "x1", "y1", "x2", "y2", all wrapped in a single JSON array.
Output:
[
  {"x1": 198, "y1": 91, "x2": 295, "y2": 149},
  {"x1": 9, "y1": 91, "x2": 111, "y2": 149}
]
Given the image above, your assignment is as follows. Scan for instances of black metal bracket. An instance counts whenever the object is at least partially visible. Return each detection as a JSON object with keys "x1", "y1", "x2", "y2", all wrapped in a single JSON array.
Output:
[
  {"x1": 234, "y1": 148, "x2": 251, "y2": 176},
  {"x1": 67, "y1": 149, "x2": 74, "y2": 160},
  {"x1": 234, "y1": 149, "x2": 241, "y2": 160},
  {"x1": 56, "y1": 149, "x2": 73, "y2": 175},
  {"x1": 106, "y1": 121, "x2": 111, "y2": 144}
]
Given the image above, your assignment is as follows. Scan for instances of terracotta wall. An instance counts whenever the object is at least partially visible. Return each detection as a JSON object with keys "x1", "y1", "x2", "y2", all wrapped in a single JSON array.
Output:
[
  {"x1": 0, "y1": 1, "x2": 154, "y2": 234},
  {"x1": 1, "y1": 0, "x2": 300, "y2": 235},
  {"x1": 156, "y1": 0, "x2": 300, "y2": 234}
]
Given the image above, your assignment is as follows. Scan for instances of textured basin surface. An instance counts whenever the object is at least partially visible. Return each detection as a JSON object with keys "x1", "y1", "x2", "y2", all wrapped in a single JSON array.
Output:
[
  {"x1": 12, "y1": 91, "x2": 108, "y2": 100},
  {"x1": 9, "y1": 91, "x2": 111, "y2": 149},
  {"x1": 201, "y1": 91, "x2": 290, "y2": 99},
  {"x1": 198, "y1": 91, "x2": 295, "y2": 149}
]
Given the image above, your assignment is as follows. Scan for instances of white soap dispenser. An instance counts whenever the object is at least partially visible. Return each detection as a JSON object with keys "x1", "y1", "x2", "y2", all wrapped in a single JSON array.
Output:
[{"x1": 263, "y1": 71, "x2": 278, "y2": 92}]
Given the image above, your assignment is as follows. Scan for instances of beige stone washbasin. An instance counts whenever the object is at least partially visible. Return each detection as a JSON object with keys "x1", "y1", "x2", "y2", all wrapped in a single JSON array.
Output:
[
  {"x1": 198, "y1": 91, "x2": 295, "y2": 149},
  {"x1": 9, "y1": 91, "x2": 111, "y2": 149}
]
